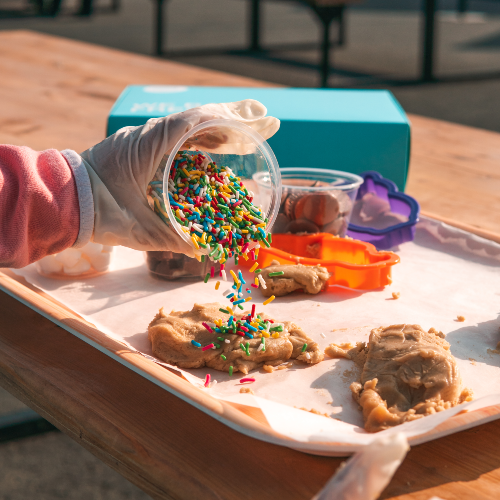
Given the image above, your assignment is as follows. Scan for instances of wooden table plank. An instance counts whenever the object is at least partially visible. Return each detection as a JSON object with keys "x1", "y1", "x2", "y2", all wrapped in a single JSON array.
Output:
[{"x1": 1, "y1": 29, "x2": 500, "y2": 499}]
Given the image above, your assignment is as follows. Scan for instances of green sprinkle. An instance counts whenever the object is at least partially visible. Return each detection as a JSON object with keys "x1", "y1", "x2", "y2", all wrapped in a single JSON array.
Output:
[
  {"x1": 221, "y1": 354, "x2": 227, "y2": 361},
  {"x1": 254, "y1": 268, "x2": 262, "y2": 274},
  {"x1": 204, "y1": 273, "x2": 210, "y2": 283},
  {"x1": 267, "y1": 233, "x2": 272, "y2": 244},
  {"x1": 301, "y1": 343, "x2": 308, "y2": 352},
  {"x1": 229, "y1": 366, "x2": 233, "y2": 376},
  {"x1": 217, "y1": 337, "x2": 224, "y2": 342},
  {"x1": 245, "y1": 342, "x2": 250, "y2": 356},
  {"x1": 268, "y1": 271, "x2": 284, "y2": 277},
  {"x1": 174, "y1": 215, "x2": 182, "y2": 224},
  {"x1": 240, "y1": 343, "x2": 246, "y2": 351},
  {"x1": 199, "y1": 242, "x2": 207, "y2": 249},
  {"x1": 201, "y1": 254, "x2": 205, "y2": 262},
  {"x1": 270, "y1": 325, "x2": 283, "y2": 332},
  {"x1": 261, "y1": 337, "x2": 266, "y2": 352},
  {"x1": 219, "y1": 308, "x2": 230, "y2": 314},
  {"x1": 214, "y1": 343, "x2": 221, "y2": 349},
  {"x1": 237, "y1": 304, "x2": 244, "y2": 310}
]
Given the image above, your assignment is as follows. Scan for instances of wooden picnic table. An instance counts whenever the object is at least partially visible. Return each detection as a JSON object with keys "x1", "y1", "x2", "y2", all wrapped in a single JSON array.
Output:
[{"x1": 1, "y1": 29, "x2": 500, "y2": 500}]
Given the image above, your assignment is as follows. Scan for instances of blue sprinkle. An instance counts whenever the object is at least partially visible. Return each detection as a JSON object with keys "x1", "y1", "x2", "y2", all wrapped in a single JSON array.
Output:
[
  {"x1": 244, "y1": 333, "x2": 254, "y2": 339},
  {"x1": 227, "y1": 293, "x2": 235, "y2": 299},
  {"x1": 232, "y1": 284, "x2": 237, "y2": 290},
  {"x1": 234, "y1": 298, "x2": 245, "y2": 305},
  {"x1": 245, "y1": 322, "x2": 257, "y2": 332},
  {"x1": 206, "y1": 194, "x2": 212, "y2": 201},
  {"x1": 246, "y1": 289, "x2": 251, "y2": 294},
  {"x1": 191, "y1": 340, "x2": 201, "y2": 347},
  {"x1": 195, "y1": 186, "x2": 201, "y2": 195},
  {"x1": 228, "y1": 316, "x2": 234, "y2": 326}
]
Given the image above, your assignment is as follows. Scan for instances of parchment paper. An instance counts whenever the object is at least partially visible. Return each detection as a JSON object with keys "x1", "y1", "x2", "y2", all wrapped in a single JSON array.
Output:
[{"x1": 12, "y1": 217, "x2": 500, "y2": 452}]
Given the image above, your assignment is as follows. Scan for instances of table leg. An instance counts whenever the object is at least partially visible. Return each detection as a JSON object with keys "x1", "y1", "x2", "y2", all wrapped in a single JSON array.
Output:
[
  {"x1": 320, "y1": 19, "x2": 332, "y2": 88},
  {"x1": 154, "y1": 0, "x2": 166, "y2": 56},
  {"x1": 249, "y1": 0, "x2": 262, "y2": 51},
  {"x1": 0, "y1": 409, "x2": 57, "y2": 443},
  {"x1": 422, "y1": 0, "x2": 437, "y2": 82}
]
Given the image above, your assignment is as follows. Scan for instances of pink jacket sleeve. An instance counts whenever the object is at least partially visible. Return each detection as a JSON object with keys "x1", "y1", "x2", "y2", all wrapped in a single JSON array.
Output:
[{"x1": 0, "y1": 145, "x2": 81, "y2": 268}]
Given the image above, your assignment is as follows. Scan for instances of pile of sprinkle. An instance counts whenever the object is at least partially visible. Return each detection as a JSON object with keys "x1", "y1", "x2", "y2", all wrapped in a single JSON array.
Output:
[{"x1": 148, "y1": 151, "x2": 272, "y2": 265}]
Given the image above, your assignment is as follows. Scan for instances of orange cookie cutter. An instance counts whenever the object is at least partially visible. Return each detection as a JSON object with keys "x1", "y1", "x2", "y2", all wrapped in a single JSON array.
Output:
[{"x1": 242, "y1": 233, "x2": 400, "y2": 290}]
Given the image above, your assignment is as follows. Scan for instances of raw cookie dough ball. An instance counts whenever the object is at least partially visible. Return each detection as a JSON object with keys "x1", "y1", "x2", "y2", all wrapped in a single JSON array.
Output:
[
  {"x1": 294, "y1": 192, "x2": 340, "y2": 227},
  {"x1": 285, "y1": 219, "x2": 320, "y2": 234}
]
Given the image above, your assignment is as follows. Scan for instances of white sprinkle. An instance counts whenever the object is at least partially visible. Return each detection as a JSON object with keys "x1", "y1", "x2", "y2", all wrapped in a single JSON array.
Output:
[
  {"x1": 222, "y1": 289, "x2": 232, "y2": 297},
  {"x1": 258, "y1": 274, "x2": 267, "y2": 289},
  {"x1": 222, "y1": 270, "x2": 227, "y2": 282},
  {"x1": 210, "y1": 380, "x2": 217, "y2": 389},
  {"x1": 225, "y1": 339, "x2": 230, "y2": 343},
  {"x1": 320, "y1": 333, "x2": 326, "y2": 339},
  {"x1": 257, "y1": 343, "x2": 265, "y2": 351},
  {"x1": 305, "y1": 352, "x2": 311, "y2": 360}
]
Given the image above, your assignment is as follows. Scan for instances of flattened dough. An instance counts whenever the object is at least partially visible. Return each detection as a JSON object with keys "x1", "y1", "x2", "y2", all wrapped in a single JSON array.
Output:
[
  {"x1": 326, "y1": 324, "x2": 472, "y2": 432},
  {"x1": 260, "y1": 260, "x2": 331, "y2": 297},
  {"x1": 148, "y1": 302, "x2": 323, "y2": 374}
]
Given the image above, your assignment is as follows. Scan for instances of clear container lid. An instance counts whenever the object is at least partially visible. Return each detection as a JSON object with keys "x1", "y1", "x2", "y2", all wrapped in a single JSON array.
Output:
[{"x1": 162, "y1": 119, "x2": 282, "y2": 257}]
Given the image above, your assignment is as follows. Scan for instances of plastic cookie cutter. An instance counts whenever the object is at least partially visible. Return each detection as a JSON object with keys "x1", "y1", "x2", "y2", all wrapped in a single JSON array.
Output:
[
  {"x1": 347, "y1": 171, "x2": 420, "y2": 250},
  {"x1": 241, "y1": 233, "x2": 400, "y2": 290}
]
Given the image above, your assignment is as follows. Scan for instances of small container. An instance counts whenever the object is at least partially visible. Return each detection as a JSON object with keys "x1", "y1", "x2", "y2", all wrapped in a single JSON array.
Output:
[
  {"x1": 146, "y1": 119, "x2": 282, "y2": 280},
  {"x1": 145, "y1": 251, "x2": 220, "y2": 281},
  {"x1": 240, "y1": 232, "x2": 400, "y2": 290},
  {"x1": 254, "y1": 168, "x2": 363, "y2": 237},
  {"x1": 36, "y1": 242, "x2": 114, "y2": 279},
  {"x1": 347, "y1": 171, "x2": 420, "y2": 249}
]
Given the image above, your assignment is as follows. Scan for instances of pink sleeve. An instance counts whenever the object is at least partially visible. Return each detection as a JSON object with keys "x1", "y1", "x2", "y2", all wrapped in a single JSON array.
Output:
[{"x1": 0, "y1": 145, "x2": 80, "y2": 268}]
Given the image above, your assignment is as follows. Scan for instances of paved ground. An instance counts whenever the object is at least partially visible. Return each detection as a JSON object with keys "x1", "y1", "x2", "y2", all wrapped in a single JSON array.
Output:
[{"x1": 0, "y1": 0, "x2": 499, "y2": 498}]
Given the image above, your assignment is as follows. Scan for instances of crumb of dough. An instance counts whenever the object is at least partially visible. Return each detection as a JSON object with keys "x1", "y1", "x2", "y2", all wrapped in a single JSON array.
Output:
[
  {"x1": 428, "y1": 327, "x2": 446, "y2": 338},
  {"x1": 263, "y1": 364, "x2": 274, "y2": 373},
  {"x1": 469, "y1": 358, "x2": 476, "y2": 365},
  {"x1": 148, "y1": 303, "x2": 324, "y2": 374},
  {"x1": 324, "y1": 343, "x2": 355, "y2": 359},
  {"x1": 392, "y1": 292, "x2": 400, "y2": 299},
  {"x1": 298, "y1": 407, "x2": 332, "y2": 419},
  {"x1": 457, "y1": 315, "x2": 465, "y2": 322},
  {"x1": 259, "y1": 260, "x2": 331, "y2": 297},
  {"x1": 335, "y1": 324, "x2": 472, "y2": 432},
  {"x1": 487, "y1": 341, "x2": 500, "y2": 355},
  {"x1": 240, "y1": 387, "x2": 254, "y2": 394},
  {"x1": 277, "y1": 362, "x2": 293, "y2": 370}
]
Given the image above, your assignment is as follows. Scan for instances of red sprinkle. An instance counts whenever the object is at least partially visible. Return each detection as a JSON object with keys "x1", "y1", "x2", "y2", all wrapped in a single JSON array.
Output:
[
  {"x1": 210, "y1": 266, "x2": 215, "y2": 278},
  {"x1": 204, "y1": 374, "x2": 211, "y2": 387},
  {"x1": 240, "y1": 377, "x2": 255, "y2": 384},
  {"x1": 251, "y1": 284, "x2": 259, "y2": 288},
  {"x1": 251, "y1": 304, "x2": 256, "y2": 318},
  {"x1": 239, "y1": 326, "x2": 249, "y2": 332},
  {"x1": 202, "y1": 322, "x2": 213, "y2": 333},
  {"x1": 202, "y1": 343, "x2": 215, "y2": 351}
]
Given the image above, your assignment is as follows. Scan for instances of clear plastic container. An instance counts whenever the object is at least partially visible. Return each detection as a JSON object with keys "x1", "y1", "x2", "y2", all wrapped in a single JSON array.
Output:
[
  {"x1": 36, "y1": 242, "x2": 114, "y2": 279},
  {"x1": 146, "y1": 119, "x2": 282, "y2": 280},
  {"x1": 254, "y1": 168, "x2": 363, "y2": 237}
]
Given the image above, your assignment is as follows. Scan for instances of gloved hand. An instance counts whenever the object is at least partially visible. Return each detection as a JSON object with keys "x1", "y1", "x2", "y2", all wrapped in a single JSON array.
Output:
[{"x1": 80, "y1": 100, "x2": 280, "y2": 256}]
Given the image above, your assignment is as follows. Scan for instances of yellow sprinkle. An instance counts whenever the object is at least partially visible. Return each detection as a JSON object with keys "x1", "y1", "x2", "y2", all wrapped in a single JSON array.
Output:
[
  {"x1": 249, "y1": 262, "x2": 259, "y2": 273},
  {"x1": 226, "y1": 306, "x2": 233, "y2": 314},
  {"x1": 254, "y1": 277, "x2": 259, "y2": 286},
  {"x1": 219, "y1": 258, "x2": 226, "y2": 264},
  {"x1": 230, "y1": 270, "x2": 239, "y2": 284},
  {"x1": 174, "y1": 194, "x2": 179, "y2": 200},
  {"x1": 182, "y1": 168, "x2": 189, "y2": 177},
  {"x1": 201, "y1": 232, "x2": 207, "y2": 244},
  {"x1": 194, "y1": 207, "x2": 201, "y2": 214},
  {"x1": 190, "y1": 170, "x2": 201, "y2": 176},
  {"x1": 245, "y1": 297, "x2": 252, "y2": 302},
  {"x1": 222, "y1": 226, "x2": 231, "y2": 230},
  {"x1": 241, "y1": 230, "x2": 248, "y2": 233},
  {"x1": 191, "y1": 236, "x2": 200, "y2": 249},
  {"x1": 261, "y1": 332, "x2": 270, "y2": 338},
  {"x1": 256, "y1": 223, "x2": 266, "y2": 228},
  {"x1": 263, "y1": 295, "x2": 276, "y2": 306},
  {"x1": 207, "y1": 235, "x2": 212, "y2": 243},
  {"x1": 235, "y1": 217, "x2": 242, "y2": 222},
  {"x1": 255, "y1": 248, "x2": 260, "y2": 258},
  {"x1": 272, "y1": 332, "x2": 280, "y2": 338},
  {"x1": 215, "y1": 281, "x2": 220, "y2": 290},
  {"x1": 241, "y1": 253, "x2": 249, "y2": 261}
]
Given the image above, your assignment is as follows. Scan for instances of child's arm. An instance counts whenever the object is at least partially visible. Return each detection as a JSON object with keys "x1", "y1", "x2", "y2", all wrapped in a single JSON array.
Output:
[{"x1": 0, "y1": 145, "x2": 93, "y2": 268}]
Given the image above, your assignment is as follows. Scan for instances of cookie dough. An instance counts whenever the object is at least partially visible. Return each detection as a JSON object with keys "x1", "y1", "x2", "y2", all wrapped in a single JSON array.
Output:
[
  {"x1": 148, "y1": 302, "x2": 324, "y2": 374},
  {"x1": 259, "y1": 260, "x2": 331, "y2": 297},
  {"x1": 326, "y1": 324, "x2": 472, "y2": 432}
]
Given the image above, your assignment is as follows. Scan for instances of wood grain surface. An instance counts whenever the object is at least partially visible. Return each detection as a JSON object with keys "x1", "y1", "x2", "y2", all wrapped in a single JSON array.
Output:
[{"x1": 1, "y1": 29, "x2": 500, "y2": 499}]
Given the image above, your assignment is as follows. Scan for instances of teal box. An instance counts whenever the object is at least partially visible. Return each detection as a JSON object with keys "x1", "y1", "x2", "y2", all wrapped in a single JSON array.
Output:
[{"x1": 107, "y1": 86, "x2": 411, "y2": 190}]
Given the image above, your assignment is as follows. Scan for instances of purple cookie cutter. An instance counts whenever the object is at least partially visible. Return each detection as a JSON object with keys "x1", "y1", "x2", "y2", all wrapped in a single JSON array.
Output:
[{"x1": 347, "y1": 171, "x2": 420, "y2": 249}]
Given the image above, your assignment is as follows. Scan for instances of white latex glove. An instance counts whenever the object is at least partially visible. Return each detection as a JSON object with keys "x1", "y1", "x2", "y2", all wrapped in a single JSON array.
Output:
[
  {"x1": 313, "y1": 433, "x2": 409, "y2": 500},
  {"x1": 79, "y1": 100, "x2": 280, "y2": 255}
]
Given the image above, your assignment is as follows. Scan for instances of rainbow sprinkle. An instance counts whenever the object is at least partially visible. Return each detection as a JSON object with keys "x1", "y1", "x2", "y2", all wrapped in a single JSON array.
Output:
[
  {"x1": 150, "y1": 151, "x2": 269, "y2": 264},
  {"x1": 263, "y1": 295, "x2": 275, "y2": 306}
]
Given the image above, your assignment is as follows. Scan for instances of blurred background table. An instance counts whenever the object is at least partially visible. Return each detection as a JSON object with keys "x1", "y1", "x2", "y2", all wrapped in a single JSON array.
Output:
[{"x1": 1, "y1": 30, "x2": 500, "y2": 499}]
